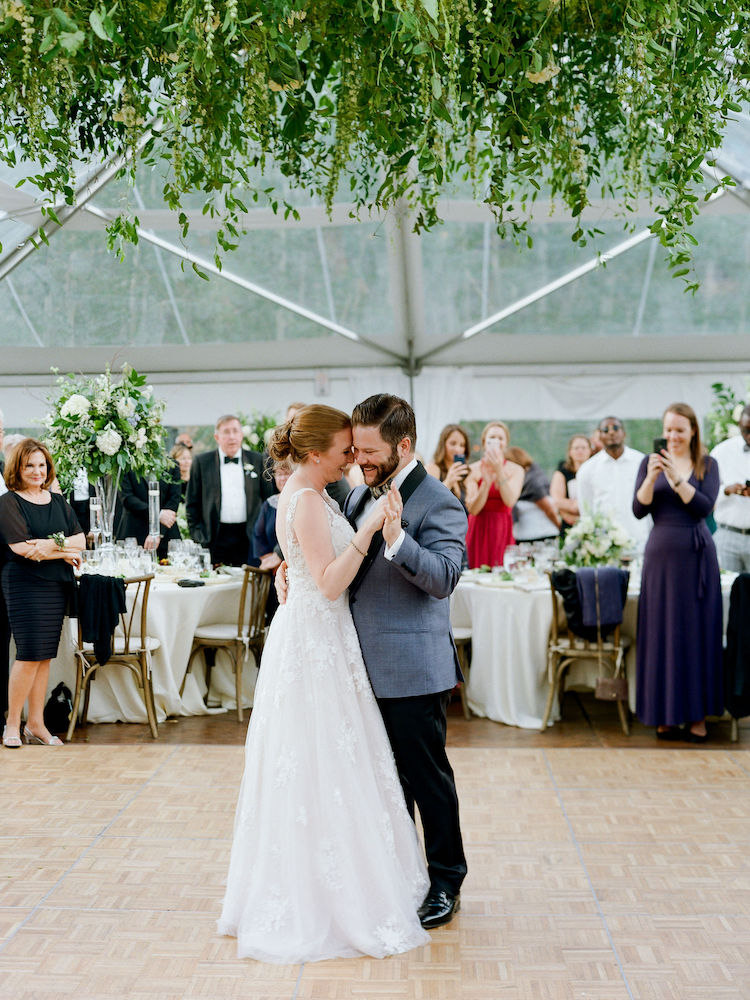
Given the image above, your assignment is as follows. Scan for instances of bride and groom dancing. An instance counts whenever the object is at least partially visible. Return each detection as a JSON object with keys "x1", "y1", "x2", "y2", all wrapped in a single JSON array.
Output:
[{"x1": 218, "y1": 394, "x2": 468, "y2": 963}]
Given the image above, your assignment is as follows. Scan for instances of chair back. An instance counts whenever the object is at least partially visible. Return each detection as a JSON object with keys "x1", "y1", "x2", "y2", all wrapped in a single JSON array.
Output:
[
  {"x1": 237, "y1": 565, "x2": 272, "y2": 644},
  {"x1": 119, "y1": 575, "x2": 154, "y2": 652},
  {"x1": 549, "y1": 567, "x2": 628, "y2": 648}
]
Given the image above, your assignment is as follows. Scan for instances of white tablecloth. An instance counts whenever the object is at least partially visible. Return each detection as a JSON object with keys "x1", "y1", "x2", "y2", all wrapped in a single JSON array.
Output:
[
  {"x1": 450, "y1": 574, "x2": 733, "y2": 730},
  {"x1": 48, "y1": 576, "x2": 254, "y2": 725}
]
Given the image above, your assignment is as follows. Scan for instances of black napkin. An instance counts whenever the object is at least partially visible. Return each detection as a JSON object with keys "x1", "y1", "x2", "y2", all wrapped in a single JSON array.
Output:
[{"x1": 77, "y1": 574, "x2": 127, "y2": 664}]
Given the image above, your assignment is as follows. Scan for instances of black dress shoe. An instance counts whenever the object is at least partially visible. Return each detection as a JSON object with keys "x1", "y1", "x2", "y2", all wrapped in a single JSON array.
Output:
[
  {"x1": 418, "y1": 890, "x2": 460, "y2": 929},
  {"x1": 656, "y1": 726, "x2": 684, "y2": 741}
]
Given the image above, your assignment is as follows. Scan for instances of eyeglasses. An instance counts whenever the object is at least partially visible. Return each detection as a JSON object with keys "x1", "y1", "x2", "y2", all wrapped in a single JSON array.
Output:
[{"x1": 599, "y1": 423, "x2": 623, "y2": 433}]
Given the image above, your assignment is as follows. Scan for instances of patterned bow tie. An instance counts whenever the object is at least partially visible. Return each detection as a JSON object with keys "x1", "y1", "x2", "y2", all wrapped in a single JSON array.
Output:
[
  {"x1": 224, "y1": 456, "x2": 240, "y2": 465},
  {"x1": 369, "y1": 480, "x2": 392, "y2": 500}
]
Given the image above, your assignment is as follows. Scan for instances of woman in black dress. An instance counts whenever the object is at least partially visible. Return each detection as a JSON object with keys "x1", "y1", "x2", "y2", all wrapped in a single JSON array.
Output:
[
  {"x1": 550, "y1": 434, "x2": 592, "y2": 533},
  {"x1": 0, "y1": 439, "x2": 85, "y2": 748}
]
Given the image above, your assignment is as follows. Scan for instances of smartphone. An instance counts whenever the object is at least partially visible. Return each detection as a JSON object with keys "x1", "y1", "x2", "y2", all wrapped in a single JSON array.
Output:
[
  {"x1": 653, "y1": 437, "x2": 668, "y2": 453},
  {"x1": 453, "y1": 454, "x2": 465, "y2": 464}
]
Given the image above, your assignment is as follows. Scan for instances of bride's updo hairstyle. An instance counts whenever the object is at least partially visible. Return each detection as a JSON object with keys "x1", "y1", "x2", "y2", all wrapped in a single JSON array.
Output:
[{"x1": 268, "y1": 405, "x2": 351, "y2": 465}]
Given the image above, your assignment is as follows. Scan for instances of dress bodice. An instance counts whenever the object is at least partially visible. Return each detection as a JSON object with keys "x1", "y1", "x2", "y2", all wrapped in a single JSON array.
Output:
[{"x1": 285, "y1": 488, "x2": 353, "y2": 610}]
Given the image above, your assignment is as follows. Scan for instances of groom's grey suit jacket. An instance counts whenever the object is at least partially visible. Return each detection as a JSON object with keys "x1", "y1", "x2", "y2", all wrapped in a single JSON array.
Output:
[{"x1": 343, "y1": 464, "x2": 468, "y2": 699}]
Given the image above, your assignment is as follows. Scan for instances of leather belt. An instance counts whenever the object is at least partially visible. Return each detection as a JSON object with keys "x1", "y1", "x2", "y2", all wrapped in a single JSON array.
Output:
[{"x1": 717, "y1": 522, "x2": 750, "y2": 536}]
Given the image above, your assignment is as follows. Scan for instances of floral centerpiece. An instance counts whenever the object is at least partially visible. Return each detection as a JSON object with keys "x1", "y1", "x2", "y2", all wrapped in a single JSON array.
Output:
[
  {"x1": 44, "y1": 365, "x2": 170, "y2": 545},
  {"x1": 704, "y1": 380, "x2": 750, "y2": 451},
  {"x1": 238, "y1": 410, "x2": 279, "y2": 453},
  {"x1": 560, "y1": 509, "x2": 633, "y2": 568}
]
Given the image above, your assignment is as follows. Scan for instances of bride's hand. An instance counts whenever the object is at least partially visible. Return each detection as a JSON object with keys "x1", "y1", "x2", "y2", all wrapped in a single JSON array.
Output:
[
  {"x1": 362, "y1": 498, "x2": 387, "y2": 536},
  {"x1": 275, "y1": 560, "x2": 289, "y2": 604}
]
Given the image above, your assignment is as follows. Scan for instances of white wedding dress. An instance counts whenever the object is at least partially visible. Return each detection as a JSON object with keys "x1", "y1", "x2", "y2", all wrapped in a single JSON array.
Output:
[{"x1": 217, "y1": 488, "x2": 430, "y2": 963}]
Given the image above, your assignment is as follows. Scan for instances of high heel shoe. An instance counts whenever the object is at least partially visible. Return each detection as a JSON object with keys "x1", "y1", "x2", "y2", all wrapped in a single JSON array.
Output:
[
  {"x1": 2, "y1": 726, "x2": 22, "y2": 749},
  {"x1": 23, "y1": 728, "x2": 64, "y2": 746}
]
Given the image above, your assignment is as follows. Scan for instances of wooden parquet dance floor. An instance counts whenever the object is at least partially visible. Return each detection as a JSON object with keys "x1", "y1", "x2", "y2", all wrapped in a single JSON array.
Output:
[{"x1": 2, "y1": 703, "x2": 750, "y2": 1000}]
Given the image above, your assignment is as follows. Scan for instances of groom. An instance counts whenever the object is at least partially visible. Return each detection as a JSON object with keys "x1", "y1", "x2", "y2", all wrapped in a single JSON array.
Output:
[{"x1": 344, "y1": 394, "x2": 467, "y2": 929}]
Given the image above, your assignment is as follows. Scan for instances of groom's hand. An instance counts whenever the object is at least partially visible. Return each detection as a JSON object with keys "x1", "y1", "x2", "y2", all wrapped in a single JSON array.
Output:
[
  {"x1": 382, "y1": 483, "x2": 404, "y2": 548},
  {"x1": 275, "y1": 560, "x2": 289, "y2": 604}
]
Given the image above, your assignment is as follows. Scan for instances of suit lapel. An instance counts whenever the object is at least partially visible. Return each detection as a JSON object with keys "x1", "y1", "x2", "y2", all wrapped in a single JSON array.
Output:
[
  {"x1": 346, "y1": 485, "x2": 370, "y2": 529},
  {"x1": 348, "y1": 462, "x2": 427, "y2": 597}
]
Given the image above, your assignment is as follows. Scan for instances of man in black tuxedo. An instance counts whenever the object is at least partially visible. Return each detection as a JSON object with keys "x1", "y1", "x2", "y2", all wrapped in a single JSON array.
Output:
[{"x1": 186, "y1": 414, "x2": 274, "y2": 566}]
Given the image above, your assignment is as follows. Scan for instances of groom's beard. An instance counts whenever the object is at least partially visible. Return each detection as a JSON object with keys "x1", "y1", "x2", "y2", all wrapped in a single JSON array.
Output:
[{"x1": 361, "y1": 446, "x2": 400, "y2": 488}]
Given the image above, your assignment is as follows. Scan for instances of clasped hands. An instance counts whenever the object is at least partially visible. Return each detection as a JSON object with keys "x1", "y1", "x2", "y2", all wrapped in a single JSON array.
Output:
[
  {"x1": 27, "y1": 537, "x2": 81, "y2": 566},
  {"x1": 373, "y1": 483, "x2": 403, "y2": 547}
]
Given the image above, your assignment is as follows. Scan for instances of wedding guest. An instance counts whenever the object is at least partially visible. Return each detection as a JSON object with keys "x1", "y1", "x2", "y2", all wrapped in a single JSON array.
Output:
[
  {"x1": 118, "y1": 464, "x2": 182, "y2": 559},
  {"x1": 505, "y1": 446, "x2": 560, "y2": 542},
  {"x1": 285, "y1": 401, "x2": 307, "y2": 421},
  {"x1": 633, "y1": 403, "x2": 723, "y2": 743},
  {"x1": 0, "y1": 439, "x2": 85, "y2": 748},
  {"x1": 252, "y1": 460, "x2": 292, "y2": 573},
  {"x1": 175, "y1": 431, "x2": 194, "y2": 451},
  {"x1": 464, "y1": 422, "x2": 523, "y2": 568},
  {"x1": 550, "y1": 434, "x2": 593, "y2": 532},
  {"x1": 171, "y1": 442, "x2": 193, "y2": 500},
  {"x1": 426, "y1": 424, "x2": 476, "y2": 508},
  {"x1": 710, "y1": 404, "x2": 750, "y2": 571},
  {"x1": 0, "y1": 410, "x2": 9, "y2": 724},
  {"x1": 186, "y1": 414, "x2": 274, "y2": 566},
  {"x1": 576, "y1": 416, "x2": 649, "y2": 550}
]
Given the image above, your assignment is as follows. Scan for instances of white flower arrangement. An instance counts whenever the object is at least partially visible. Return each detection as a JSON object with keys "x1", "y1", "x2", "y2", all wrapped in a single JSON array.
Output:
[
  {"x1": 561, "y1": 508, "x2": 633, "y2": 568},
  {"x1": 238, "y1": 409, "x2": 278, "y2": 453},
  {"x1": 44, "y1": 365, "x2": 170, "y2": 492},
  {"x1": 704, "y1": 380, "x2": 750, "y2": 450}
]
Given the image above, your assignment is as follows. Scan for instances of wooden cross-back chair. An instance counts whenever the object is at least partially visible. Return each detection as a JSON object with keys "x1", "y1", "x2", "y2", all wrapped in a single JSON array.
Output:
[
  {"x1": 180, "y1": 565, "x2": 272, "y2": 722},
  {"x1": 541, "y1": 568, "x2": 631, "y2": 736},
  {"x1": 67, "y1": 575, "x2": 159, "y2": 741}
]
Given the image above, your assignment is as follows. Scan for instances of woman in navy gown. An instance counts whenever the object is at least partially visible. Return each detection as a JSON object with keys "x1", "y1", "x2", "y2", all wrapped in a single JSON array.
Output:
[{"x1": 633, "y1": 403, "x2": 723, "y2": 742}]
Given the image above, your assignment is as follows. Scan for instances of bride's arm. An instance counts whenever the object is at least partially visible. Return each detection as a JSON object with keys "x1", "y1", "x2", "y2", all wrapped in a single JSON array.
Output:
[{"x1": 293, "y1": 492, "x2": 385, "y2": 602}]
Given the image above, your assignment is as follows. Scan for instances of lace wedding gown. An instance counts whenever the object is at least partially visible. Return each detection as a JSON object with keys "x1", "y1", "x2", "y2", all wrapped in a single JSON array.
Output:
[{"x1": 217, "y1": 488, "x2": 430, "y2": 963}]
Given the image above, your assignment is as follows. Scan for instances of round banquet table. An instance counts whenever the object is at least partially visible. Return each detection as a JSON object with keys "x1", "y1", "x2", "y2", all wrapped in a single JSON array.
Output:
[
  {"x1": 450, "y1": 572, "x2": 734, "y2": 730},
  {"x1": 46, "y1": 574, "x2": 253, "y2": 725}
]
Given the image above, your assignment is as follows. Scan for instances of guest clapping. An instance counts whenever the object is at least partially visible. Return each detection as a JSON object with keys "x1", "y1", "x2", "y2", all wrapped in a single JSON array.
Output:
[
  {"x1": 426, "y1": 424, "x2": 475, "y2": 507},
  {"x1": 0, "y1": 439, "x2": 85, "y2": 748},
  {"x1": 633, "y1": 403, "x2": 723, "y2": 743},
  {"x1": 465, "y1": 422, "x2": 523, "y2": 568},
  {"x1": 550, "y1": 434, "x2": 592, "y2": 531}
]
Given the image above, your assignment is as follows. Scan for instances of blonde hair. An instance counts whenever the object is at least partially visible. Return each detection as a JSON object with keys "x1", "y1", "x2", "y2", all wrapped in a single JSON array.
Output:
[
  {"x1": 268, "y1": 405, "x2": 351, "y2": 464},
  {"x1": 480, "y1": 421, "x2": 510, "y2": 447}
]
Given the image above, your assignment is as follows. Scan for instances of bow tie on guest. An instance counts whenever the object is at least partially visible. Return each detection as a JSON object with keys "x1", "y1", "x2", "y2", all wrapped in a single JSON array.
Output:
[
  {"x1": 369, "y1": 481, "x2": 393, "y2": 500},
  {"x1": 224, "y1": 456, "x2": 240, "y2": 465}
]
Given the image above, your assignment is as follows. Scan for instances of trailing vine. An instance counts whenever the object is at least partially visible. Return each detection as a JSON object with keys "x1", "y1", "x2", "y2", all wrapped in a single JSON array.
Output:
[{"x1": 0, "y1": 0, "x2": 748, "y2": 288}]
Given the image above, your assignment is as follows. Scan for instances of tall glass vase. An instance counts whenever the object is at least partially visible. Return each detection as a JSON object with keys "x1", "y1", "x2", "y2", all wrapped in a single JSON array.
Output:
[{"x1": 94, "y1": 473, "x2": 120, "y2": 572}]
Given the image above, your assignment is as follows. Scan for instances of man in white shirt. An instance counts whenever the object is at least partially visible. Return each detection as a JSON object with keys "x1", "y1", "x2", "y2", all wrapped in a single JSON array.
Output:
[
  {"x1": 710, "y1": 405, "x2": 750, "y2": 571},
  {"x1": 186, "y1": 414, "x2": 274, "y2": 566},
  {"x1": 575, "y1": 416, "x2": 650, "y2": 550}
]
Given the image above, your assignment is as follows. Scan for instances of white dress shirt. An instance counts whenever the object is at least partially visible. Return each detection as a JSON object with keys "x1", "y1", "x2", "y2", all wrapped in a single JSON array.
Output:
[
  {"x1": 218, "y1": 448, "x2": 247, "y2": 524},
  {"x1": 575, "y1": 446, "x2": 650, "y2": 549},
  {"x1": 354, "y1": 458, "x2": 417, "y2": 560},
  {"x1": 711, "y1": 434, "x2": 750, "y2": 529},
  {"x1": 0, "y1": 470, "x2": 6, "y2": 497}
]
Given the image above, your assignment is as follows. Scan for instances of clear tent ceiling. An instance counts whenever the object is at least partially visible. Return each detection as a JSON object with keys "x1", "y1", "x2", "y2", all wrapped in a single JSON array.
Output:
[{"x1": 1, "y1": 112, "x2": 749, "y2": 375}]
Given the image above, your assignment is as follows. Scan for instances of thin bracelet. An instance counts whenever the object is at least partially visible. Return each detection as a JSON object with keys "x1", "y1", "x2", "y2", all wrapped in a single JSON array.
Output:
[{"x1": 350, "y1": 540, "x2": 367, "y2": 557}]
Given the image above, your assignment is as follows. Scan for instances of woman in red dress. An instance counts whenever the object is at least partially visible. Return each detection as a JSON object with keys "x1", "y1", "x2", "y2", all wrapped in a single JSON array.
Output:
[{"x1": 465, "y1": 422, "x2": 524, "y2": 568}]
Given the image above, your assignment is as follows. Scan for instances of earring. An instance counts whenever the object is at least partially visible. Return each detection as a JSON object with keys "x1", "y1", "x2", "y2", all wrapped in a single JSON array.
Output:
[{"x1": 315, "y1": 458, "x2": 320, "y2": 463}]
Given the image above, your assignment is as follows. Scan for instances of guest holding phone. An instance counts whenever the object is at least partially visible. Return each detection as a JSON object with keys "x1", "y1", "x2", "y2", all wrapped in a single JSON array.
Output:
[
  {"x1": 464, "y1": 422, "x2": 524, "y2": 568},
  {"x1": 426, "y1": 424, "x2": 475, "y2": 507},
  {"x1": 633, "y1": 403, "x2": 723, "y2": 743}
]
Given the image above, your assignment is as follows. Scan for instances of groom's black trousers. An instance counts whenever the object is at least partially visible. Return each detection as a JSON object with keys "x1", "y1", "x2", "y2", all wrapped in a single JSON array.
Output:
[{"x1": 377, "y1": 690, "x2": 467, "y2": 896}]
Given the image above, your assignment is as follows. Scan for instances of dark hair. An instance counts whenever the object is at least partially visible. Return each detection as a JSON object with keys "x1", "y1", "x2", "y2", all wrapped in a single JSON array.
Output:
[
  {"x1": 268, "y1": 405, "x2": 351, "y2": 464},
  {"x1": 563, "y1": 434, "x2": 592, "y2": 473},
  {"x1": 5, "y1": 438, "x2": 56, "y2": 491},
  {"x1": 351, "y1": 394, "x2": 417, "y2": 451},
  {"x1": 663, "y1": 402, "x2": 707, "y2": 480},
  {"x1": 432, "y1": 424, "x2": 470, "y2": 475}
]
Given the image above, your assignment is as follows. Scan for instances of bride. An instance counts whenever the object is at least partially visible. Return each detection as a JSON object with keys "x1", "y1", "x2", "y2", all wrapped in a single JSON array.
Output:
[{"x1": 217, "y1": 404, "x2": 430, "y2": 963}]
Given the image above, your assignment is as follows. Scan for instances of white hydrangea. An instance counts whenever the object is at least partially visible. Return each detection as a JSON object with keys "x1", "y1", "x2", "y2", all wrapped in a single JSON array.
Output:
[
  {"x1": 60, "y1": 394, "x2": 91, "y2": 419},
  {"x1": 96, "y1": 427, "x2": 122, "y2": 456},
  {"x1": 135, "y1": 427, "x2": 148, "y2": 448},
  {"x1": 116, "y1": 396, "x2": 137, "y2": 419}
]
